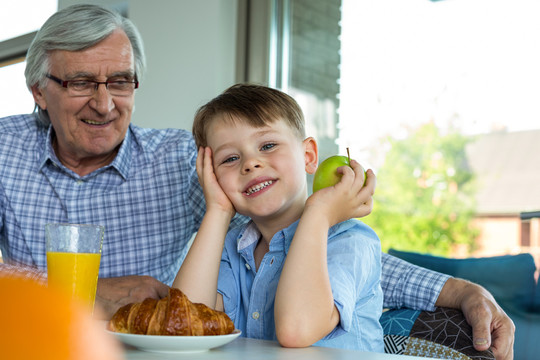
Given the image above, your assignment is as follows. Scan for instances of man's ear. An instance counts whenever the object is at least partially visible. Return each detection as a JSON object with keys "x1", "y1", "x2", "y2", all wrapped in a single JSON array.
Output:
[
  {"x1": 31, "y1": 84, "x2": 47, "y2": 110},
  {"x1": 303, "y1": 137, "x2": 318, "y2": 175}
]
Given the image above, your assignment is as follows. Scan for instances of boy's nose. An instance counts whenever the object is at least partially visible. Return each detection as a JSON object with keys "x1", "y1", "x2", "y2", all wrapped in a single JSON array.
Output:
[{"x1": 242, "y1": 159, "x2": 262, "y2": 173}]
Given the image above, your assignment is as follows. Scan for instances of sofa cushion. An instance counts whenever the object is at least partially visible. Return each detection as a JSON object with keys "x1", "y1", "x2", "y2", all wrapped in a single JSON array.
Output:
[
  {"x1": 385, "y1": 335, "x2": 475, "y2": 359},
  {"x1": 381, "y1": 307, "x2": 495, "y2": 359},
  {"x1": 535, "y1": 275, "x2": 540, "y2": 312},
  {"x1": 388, "y1": 249, "x2": 537, "y2": 310},
  {"x1": 381, "y1": 308, "x2": 422, "y2": 337}
]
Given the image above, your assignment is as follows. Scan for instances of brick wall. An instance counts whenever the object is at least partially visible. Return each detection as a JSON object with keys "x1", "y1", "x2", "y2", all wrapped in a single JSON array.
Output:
[
  {"x1": 289, "y1": 0, "x2": 342, "y2": 161},
  {"x1": 290, "y1": 0, "x2": 341, "y2": 99}
]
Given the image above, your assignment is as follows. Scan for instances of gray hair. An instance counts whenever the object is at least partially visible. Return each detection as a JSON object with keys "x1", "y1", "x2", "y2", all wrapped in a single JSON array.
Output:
[{"x1": 25, "y1": 4, "x2": 146, "y2": 124}]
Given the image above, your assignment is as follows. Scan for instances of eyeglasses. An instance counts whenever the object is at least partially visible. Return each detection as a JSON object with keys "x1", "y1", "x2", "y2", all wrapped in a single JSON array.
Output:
[{"x1": 45, "y1": 74, "x2": 139, "y2": 97}]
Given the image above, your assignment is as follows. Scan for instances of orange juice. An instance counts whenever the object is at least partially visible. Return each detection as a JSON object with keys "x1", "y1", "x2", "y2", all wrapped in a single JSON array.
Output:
[{"x1": 47, "y1": 252, "x2": 101, "y2": 310}]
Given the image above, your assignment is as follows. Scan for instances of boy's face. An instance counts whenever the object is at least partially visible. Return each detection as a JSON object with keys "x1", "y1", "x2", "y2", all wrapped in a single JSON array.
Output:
[{"x1": 206, "y1": 116, "x2": 317, "y2": 222}]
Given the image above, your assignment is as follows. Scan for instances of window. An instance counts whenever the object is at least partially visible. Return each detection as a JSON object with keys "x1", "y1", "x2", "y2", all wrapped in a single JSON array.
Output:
[
  {"x1": 338, "y1": 0, "x2": 540, "y2": 159},
  {"x1": 0, "y1": 60, "x2": 35, "y2": 118},
  {"x1": 0, "y1": 1, "x2": 56, "y2": 261},
  {"x1": 246, "y1": 0, "x2": 342, "y2": 183},
  {"x1": 260, "y1": 0, "x2": 540, "y2": 260},
  {"x1": 338, "y1": 0, "x2": 540, "y2": 260},
  {"x1": 0, "y1": 0, "x2": 57, "y2": 118},
  {"x1": 0, "y1": 1, "x2": 56, "y2": 42}
]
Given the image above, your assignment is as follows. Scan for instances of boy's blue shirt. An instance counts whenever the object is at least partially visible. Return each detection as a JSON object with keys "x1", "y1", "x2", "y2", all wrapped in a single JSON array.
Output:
[{"x1": 217, "y1": 218, "x2": 384, "y2": 352}]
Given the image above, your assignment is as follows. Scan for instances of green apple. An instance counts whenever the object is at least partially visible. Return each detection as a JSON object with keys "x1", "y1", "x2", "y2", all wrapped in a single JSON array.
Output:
[{"x1": 312, "y1": 153, "x2": 366, "y2": 192}]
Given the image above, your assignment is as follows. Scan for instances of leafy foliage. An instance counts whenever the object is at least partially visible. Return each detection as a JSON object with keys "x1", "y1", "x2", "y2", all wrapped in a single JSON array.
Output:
[{"x1": 362, "y1": 123, "x2": 479, "y2": 256}]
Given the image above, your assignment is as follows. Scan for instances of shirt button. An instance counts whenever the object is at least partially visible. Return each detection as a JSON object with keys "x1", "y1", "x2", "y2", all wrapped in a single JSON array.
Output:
[
  {"x1": 76, "y1": 180, "x2": 84, "y2": 185},
  {"x1": 245, "y1": 263, "x2": 251, "y2": 270},
  {"x1": 252, "y1": 311, "x2": 260, "y2": 320}
]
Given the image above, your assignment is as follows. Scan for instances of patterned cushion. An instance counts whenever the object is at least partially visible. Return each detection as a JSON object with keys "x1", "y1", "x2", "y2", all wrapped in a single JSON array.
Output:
[
  {"x1": 381, "y1": 307, "x2": 495, "y2": 360},
  {"x1": 385, "y1": 335, "x2": 471, "y2": 359}
]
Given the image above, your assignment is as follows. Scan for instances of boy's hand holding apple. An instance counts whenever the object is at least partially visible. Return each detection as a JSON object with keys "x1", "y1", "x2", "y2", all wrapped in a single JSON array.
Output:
[
  {"x1": 312, "y1": 150, "x2": 367, "y2": 192},
  {"x1": 307, "y1": 150, "x2": 375, "y2": 224}
]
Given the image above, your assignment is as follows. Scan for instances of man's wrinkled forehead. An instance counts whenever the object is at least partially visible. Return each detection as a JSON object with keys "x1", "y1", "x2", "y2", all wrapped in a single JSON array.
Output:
[{"x1": 47, "y1": 30, "x2": 135, "y2": 78}]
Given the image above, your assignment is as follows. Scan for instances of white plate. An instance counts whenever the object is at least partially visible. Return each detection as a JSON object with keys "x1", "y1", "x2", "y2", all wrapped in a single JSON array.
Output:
[{"x1": 107, "y1": 329, "x2": 242, "y2": 353}]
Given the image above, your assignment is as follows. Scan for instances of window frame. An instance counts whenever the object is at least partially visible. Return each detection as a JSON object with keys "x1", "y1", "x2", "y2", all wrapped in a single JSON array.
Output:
[{"x1": 0, "y1": 31, "x2": 35, "y2": 66}]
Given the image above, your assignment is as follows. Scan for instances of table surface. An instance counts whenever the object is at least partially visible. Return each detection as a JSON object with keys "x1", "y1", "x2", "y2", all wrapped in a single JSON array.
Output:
[{"x1": 121, "y1": 336, "x2": 436, "y2": 360}]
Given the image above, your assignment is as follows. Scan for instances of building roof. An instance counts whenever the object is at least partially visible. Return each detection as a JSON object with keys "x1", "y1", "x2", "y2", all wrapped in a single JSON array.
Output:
[{"x1": 466, "y1": 129, "x2": 540, "y2": 216}]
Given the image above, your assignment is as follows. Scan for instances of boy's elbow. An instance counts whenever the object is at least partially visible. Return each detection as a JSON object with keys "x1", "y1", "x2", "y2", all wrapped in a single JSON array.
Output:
[{"x1": 275, "y1": 321, "x2": 316, "y2": 348}]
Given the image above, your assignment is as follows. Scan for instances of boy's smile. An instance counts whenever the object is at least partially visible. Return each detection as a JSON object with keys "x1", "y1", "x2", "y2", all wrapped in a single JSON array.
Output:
[{"x1": 243, "y1": 177, "x2": 275, "y2": 197}]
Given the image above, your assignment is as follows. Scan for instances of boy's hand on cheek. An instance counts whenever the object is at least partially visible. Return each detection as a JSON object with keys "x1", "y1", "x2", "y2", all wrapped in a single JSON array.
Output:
[
  {"x1": 196, "y1": 147, "x2": 235, "y2": 218},
  {"x1": 306, "y1": 160, "x2": 375, "y2": 226}
]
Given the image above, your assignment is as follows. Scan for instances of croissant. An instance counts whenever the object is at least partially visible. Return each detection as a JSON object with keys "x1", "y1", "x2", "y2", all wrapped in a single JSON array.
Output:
[{"x1": 108, "y1": 288, "x2": 235, "y2": 336}]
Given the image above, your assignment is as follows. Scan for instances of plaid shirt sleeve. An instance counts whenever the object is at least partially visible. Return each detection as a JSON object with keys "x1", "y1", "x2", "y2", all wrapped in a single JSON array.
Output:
[{"x1": 381, "y1": 252, "x2": 451, "y2": 311}]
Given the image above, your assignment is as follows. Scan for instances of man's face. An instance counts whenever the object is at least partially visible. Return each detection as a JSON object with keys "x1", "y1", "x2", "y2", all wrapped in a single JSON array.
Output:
[{"x1": 32, "y1": 29, "x2": 136, "y2": 172}]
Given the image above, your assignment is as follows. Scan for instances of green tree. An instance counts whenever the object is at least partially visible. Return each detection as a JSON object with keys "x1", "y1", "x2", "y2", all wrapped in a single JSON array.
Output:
[{"x1": 363, "y1": 122, "x2": 479, "y2": 256}]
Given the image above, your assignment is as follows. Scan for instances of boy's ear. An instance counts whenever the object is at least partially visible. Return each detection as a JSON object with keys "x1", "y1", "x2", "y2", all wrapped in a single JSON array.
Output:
[{"x1": 303, "y1": 137, "x2": 318, "y2": 175}]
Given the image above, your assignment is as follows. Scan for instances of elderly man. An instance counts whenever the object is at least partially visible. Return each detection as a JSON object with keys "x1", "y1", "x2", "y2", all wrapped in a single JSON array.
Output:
[{"x1": 0, "y1": 4, "x2": 513, "y2": 359}]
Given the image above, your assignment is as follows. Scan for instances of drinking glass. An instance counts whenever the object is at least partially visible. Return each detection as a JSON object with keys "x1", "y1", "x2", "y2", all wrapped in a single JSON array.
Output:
[{"x1": 45, "y1": 223, "x2": 104, "y2": 312}]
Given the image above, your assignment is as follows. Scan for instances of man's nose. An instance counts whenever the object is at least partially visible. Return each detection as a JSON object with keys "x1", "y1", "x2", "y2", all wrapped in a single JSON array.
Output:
[{"x1": 89, "y1": 83, "x2": 115, "y2": 114}]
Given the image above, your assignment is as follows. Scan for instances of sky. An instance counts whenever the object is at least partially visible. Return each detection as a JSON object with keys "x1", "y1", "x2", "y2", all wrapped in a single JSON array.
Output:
[{"x1": 338, "y1": 0, "x2": 540, "y2": 162}]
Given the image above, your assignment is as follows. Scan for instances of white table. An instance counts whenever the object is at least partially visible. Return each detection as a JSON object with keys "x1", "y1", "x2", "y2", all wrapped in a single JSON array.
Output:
[{"x1": 122, "y1": 337, "x2": 436, "y2": 360}]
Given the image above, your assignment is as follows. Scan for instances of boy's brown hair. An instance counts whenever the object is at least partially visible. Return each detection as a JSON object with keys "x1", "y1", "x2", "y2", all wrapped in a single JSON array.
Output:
[{"x1": 192, "y1": 83, "x2": 306, "y2": 148}]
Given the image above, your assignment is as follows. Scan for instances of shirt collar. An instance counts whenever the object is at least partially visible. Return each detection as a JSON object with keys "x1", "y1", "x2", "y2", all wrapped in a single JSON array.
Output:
[
  {"x1": 237, "y1": 221, "x2": 261, "y2": 251},
  {"x1": 37, "y1": 125, "x2": 57, "y2": 171},
  {"x1": 111, "y1": 127, "x2": 132, "y2": 179},
  {"x1": 38, "y1": 124, "x2": 132, "y2": 180},
  {"x1": 236, "y1": 219, "x2": 300, "y2": 255}
]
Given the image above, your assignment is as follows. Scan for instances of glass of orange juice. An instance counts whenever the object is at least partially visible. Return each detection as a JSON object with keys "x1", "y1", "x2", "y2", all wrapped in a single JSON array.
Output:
[{"x1": 45, "y1": 223, "x2": 104, "y2": 313}]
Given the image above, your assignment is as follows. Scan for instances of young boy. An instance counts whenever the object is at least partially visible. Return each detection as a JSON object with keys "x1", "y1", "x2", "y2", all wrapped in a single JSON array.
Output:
[{"x1": 173, "y1": 84, "x2": 383, "y2": 352}]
